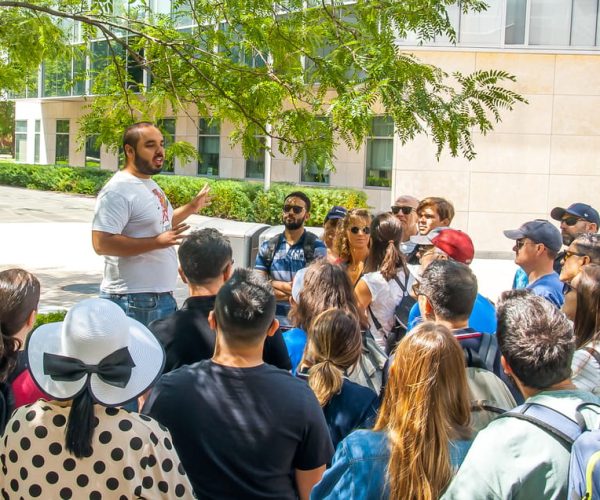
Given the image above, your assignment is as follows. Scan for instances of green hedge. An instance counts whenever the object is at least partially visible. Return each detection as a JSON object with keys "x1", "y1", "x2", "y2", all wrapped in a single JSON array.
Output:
[
  {"x1": 33, "y1": 310, "x2": 67, "y2": 329},
  {"x1": 0, "y1": 162, "x2": 369, "y2": 225}
]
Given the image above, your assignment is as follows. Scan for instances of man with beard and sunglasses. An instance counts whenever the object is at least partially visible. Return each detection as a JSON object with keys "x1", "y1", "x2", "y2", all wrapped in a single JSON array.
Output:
[
  {"x1": 551, "y1": 202, "x2": 599, "y2": 275},
  {"x1": 92, "y1": 122, "x2": 211, "y2": 326},
  {"x1": 255, "y1": 191, "x2": 326, "y2": 306}
]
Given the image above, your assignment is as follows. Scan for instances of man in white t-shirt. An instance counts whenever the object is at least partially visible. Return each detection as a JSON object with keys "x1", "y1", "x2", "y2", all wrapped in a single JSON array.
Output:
[{"x1": 92, "y1": 122, "x2": 210, "y2": 326}]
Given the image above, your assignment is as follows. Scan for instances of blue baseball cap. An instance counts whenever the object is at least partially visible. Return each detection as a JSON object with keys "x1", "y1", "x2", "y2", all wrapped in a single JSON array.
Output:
[
  {"x1": 324, "y1": 206, "x2": 347, "y2": 222},
  {"x1": 503, "y1": 219, "x2": 562, "y2": 253},
  {"x1": 550, "y1": 203, "x2": 600, "y2": 227}
]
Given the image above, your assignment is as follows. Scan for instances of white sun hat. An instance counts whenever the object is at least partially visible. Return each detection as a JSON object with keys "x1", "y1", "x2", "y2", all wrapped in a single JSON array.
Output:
[{"x1": 27, "y1": 298, "x2": 165, "y2": 406}]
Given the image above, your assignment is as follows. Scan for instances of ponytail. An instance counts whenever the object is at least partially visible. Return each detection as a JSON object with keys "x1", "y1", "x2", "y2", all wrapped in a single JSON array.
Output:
[
  {"x1": 66, "y1": 389, "x2": 96, "y2": 458},
  {"x1": 380, "y1": 240, "x2": 402, "y2": 281},
  {"x1": 308, "y1": 360, "x2": 344, "y2": 406},
  {"x1": 0, "y1": 322, "x2": 21, "y2": 383}
]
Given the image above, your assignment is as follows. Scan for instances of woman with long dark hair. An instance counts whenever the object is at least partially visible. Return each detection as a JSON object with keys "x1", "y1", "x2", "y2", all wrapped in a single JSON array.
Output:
[
  {"x1": 355, "y1": 212, "x2": 415, "y2": 349},
  {"x1": 312, "y1": 322, "x2": 472, "y2": 499},
  {"x1": 298, "y1": 309, "x2": 378, "y2": 449},
  {"x1": 565, "y1": 264, "x2": 600, "y2": 393},
  {"x1": 0, "y1": 298, "x2": 193, "y2": 498}
]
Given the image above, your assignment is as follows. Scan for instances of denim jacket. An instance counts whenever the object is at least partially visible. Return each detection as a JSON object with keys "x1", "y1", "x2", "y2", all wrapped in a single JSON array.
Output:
[{"x1": 311, "y1": 430, "x2": 472, "y2": 500}]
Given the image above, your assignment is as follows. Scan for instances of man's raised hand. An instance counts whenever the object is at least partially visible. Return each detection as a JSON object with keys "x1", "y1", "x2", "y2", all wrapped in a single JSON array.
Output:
[{"x1": 156, "y1": 222, "x2": 190, "y2": 248}]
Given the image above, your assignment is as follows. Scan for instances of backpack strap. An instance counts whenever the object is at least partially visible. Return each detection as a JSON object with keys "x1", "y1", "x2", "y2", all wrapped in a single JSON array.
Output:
[
  {"x1": 367, "y1": 305, "x2": 383, "y2": 332},
  {"x1": 471, "y1": 401, "x2": 507, "y2": 415},
  {"x1": 262, "y1": 234, "x2": 283, "y2": 271},
  {"x1": 500, "y1": 402, "x2": 587, "y2": 451},
  {"x1": 302, "y1": 231, "x2": 319, "y2": 264},
  {"x1": 459, "y1": 330, "x2": 497, "y2": 373},
  {"x1": 392, "y1": 274, "x2": 408, "y2": 294}
]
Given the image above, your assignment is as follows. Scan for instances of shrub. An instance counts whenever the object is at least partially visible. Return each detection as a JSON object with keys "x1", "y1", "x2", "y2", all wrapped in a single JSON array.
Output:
[
  {"x1": 33, "y1": 310, "x2": 67, "y2": 329},
  {"x1": 0, "y1": 161, "x2": 369, "y2": 223}
]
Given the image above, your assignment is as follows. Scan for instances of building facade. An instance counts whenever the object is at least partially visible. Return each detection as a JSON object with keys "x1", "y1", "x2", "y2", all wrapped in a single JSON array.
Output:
[{"x1": 12, "y1": 0, "x2": 600, "y2": 254}]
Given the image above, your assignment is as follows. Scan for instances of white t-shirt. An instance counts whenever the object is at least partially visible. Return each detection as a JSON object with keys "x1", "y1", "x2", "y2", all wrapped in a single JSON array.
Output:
[
  {"x1": 362, "y1": 268, "x2": 415, "y2": 348},
  {"x1": 92, "y1": 171, "x2": 177, "y2": 294}
]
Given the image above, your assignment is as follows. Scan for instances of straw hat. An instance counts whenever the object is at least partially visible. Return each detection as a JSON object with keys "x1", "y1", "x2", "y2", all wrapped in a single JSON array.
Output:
[{"x1": 27, "y1": 298, "x2": 165, "y2": 406}]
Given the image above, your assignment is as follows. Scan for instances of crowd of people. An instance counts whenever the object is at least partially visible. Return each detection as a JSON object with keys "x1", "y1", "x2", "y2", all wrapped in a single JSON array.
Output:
[{"x1": 1, "y1": 121, "x2": 600, "y2": 499}]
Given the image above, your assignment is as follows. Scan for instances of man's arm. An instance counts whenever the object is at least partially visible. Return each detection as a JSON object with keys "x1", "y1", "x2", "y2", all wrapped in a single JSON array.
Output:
[
  {"x1": 271, "y1": 280, "x2": 292, "y2": 301},
  {"x1": 92, "y1": 222, "x2": 189, "y2": 257},
  {"x1": 295, "y1": 466, "x2": 326, "y2": 500},
  {"x1": 172, "y1": 183, "x2": 211, "y2": 227}
]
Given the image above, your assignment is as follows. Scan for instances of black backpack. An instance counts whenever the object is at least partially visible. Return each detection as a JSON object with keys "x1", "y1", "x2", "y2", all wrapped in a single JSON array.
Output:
[
  {"x1": 262, "y1": 231, "x2": 319, "y2": 271},
  {"x1": 367, "y1": 273, "x2": 417, "y2": 355}
]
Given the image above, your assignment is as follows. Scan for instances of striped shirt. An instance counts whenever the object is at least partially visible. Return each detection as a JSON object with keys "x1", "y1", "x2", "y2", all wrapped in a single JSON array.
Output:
[{"x1": 572, "y1": 341, "x2": 600, "y2": 395}]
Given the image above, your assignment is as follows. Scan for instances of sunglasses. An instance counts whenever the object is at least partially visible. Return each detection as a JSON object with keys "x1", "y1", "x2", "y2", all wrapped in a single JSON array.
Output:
[
  {"x1": 391, "y1": 206, "x2": 414, "y2": 215},
  {"x1": 350, "y1": 226, "x2": 371, "y2": 235},
  {"x1": 283, "y1": 205, "x2": 304, "y2": 215},
  {"x1": 562, "y1": 216, "x2": 585, "y2": 227},
  {"x1": 564, "y1": 250, "x2": 585, "y2": 261},
  {"x1": 515, "y1": 239, "x2": 537, "y2": 250}
]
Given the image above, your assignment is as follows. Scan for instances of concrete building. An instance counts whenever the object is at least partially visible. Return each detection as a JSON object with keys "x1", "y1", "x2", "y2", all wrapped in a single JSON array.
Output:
[{"x1": 12, "y1": 1, "x2": 600, "y2": 254}]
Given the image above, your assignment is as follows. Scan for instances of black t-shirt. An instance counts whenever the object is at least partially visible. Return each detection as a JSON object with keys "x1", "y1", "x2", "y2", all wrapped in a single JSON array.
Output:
[
  {"x1": 149, "y1": 295, "x2": 292, "y2": 372},
  {"x1": 143, "y1": 360, "x2": 334, "y2": 499}
]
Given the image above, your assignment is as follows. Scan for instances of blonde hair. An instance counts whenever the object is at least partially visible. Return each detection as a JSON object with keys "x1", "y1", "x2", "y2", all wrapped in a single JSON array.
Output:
[
  {"x1": 303, "y1": 309, "x2": 362, "y2": 406},
  {"x1": 375, "y1": 322, "x2": 471, "y2": 500}
]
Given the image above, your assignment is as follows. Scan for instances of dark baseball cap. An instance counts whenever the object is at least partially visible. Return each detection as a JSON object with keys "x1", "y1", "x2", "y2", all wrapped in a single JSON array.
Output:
[
  {"x1": 503, "y1": 219, "x2": 562, "y2": 253},
  {"x1": 410, "y1": 228, "x2": 474, "y2": 264},
  {"x1": 550, "y1": 203, "x2": 600, "y2": 226},
  {"x1": 324, "y1": 206, "x2": 347, "y2": 222}
]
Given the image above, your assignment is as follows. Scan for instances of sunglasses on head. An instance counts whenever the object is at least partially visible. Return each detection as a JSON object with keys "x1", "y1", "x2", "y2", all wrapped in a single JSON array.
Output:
[
  {"x1": 350, "y1": 226, "x2": 370, "y2": 235},
  {"x1": 562, "y1": 216, "x2": 584, "y2": 227},
  {"x1": 283, "y1": 205, "x2": 304, "y2": 215},
  {"x1": 391, "y1": 206, "x2": 414, "y2": 215}
]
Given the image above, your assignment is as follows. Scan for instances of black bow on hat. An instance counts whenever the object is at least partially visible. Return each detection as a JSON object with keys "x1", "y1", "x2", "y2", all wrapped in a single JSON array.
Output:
[{"x1": 43, "y1": 347, "x2": 136, "y2": 389}]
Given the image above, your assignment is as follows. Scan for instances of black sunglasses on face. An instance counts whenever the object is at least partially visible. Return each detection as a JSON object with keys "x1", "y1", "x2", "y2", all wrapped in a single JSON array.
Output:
[
  {"x1": 564, "y1": 250, "x2": 585, "y2": 261},
  {"x1": 350, "y1": 226, "x2": 371, "y2": 235},
  {"x1": 562, "y1": 216, "x2": 584, "y2": 227},
  {"x1": 391, "y1": 206, "x2": 414, "y2": 215},
  {"x1": 283, "y1": 205, "x2": 304, "y2": 214}
]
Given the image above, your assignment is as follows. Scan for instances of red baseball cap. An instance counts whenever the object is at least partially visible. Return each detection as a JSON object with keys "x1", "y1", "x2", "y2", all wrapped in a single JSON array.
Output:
[{"x1": 411, "y1": 228, "x2": 475, "y2": 264}]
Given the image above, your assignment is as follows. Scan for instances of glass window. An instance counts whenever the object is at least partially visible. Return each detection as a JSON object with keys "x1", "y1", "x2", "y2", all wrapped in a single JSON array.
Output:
[
  {"x1": 15, "y1": 120, "x2": 27, "y2": 163},
  {"x1": 42, "y1": 55, "x2": 72, "y2": 97},
  {"x1": 571, "y1": 0, "x2": 598, "y2": 46},
  {"x1": 157, "y1": 118, "x2": 176, "y2": 173},
  {"x1": 198, "y1": 118, "x2": 220, "y2": 176},
  {"x1": 365, "y1": 116, "x2": 394, "y2": 188},
  {"x1": 505, "y1": 0, "x2": 527, "y2": 44},
  {"x1": 85, "y1": 135, "x2": 101, "y2": 168},
  {"x1": 529, "y1": 0, "x2": 572, "y2": 45},
  {"x1": 460, "y1": 0, "x2": 503, "y2": 45},
  {"x1": 301, "y1": 117, "x2": 331, "y2": 184},
  {"x1": 34, "y1": 120, "x2": 41, "y2": 164},
  {"x1": 245, "y1": 137, "x2": 266, "y2": 179},
  {"x1": 55, "y1": 120, "x2": 70, "y2": 165}
]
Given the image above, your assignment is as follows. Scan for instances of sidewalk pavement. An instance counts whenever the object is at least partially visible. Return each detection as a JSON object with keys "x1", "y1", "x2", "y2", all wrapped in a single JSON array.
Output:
[{"x1": 0, "y1": 186, "x2": 519, "y2": 312}]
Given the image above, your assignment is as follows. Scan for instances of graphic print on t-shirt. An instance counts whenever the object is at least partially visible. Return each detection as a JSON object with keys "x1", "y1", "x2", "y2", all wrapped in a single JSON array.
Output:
[{"x1": 152, "y1": 188, "x2": 171, "y2": 231}]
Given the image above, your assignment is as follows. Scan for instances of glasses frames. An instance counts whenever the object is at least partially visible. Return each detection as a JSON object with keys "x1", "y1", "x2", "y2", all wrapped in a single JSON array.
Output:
[
  {"x1": 515, "y1": 239, "x2": 538, "y2": 251},
  {"x1": 391, "y1": 206, "x2": 414, "y2": 215},
  {"x1": 350, "y1": 226, "x2": 371, "y2": 235},
  {"x1": 562, "y1": 216, "x2": 585, "y2": 227},
  {"x1": 283, "y1": 205, "x2": 304, "y2": 215},
  {"x1": 564, "y1": 250, "x2": 586, "y2": 261}
]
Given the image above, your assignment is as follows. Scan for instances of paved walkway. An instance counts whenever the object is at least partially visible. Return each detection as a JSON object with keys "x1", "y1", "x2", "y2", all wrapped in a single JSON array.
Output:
[{"x1": 0, "y1": 185, "x2": 519, "y2": 313}]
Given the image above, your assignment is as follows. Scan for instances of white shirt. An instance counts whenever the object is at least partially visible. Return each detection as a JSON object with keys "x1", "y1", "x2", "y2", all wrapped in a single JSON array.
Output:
[{"x1": 92, "y1": 171, "x2": 177, "y2": 294}]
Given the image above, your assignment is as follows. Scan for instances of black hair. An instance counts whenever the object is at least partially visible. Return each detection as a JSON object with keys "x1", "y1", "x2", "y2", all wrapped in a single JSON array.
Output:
[
  {"x1": 284, "y1": 191, "x2": 311, "y2": 213},
  {"x1": 0, "y1": 269, "x2": 40, "y2": 382},
  {"x1": 364, "y1": 212, "x2": 407, "y2": 281},
  {"x1": 419, "y1": 260, "x2": 477, "y2": 321},
  {"x1": 122, "y1": 121, "x2": 156, "y2": 152},
  {"x1": 178, "y1": 229, "x2": 232, "y2": 285},
  {"x1": 496, "y1": 289, "x2": 574, "y2": 389},
  {"x1": 66, "y1": 390, "x2": 95, "y2": 458},
  {"x1": 573, "y1": 233, "x2": 600, "y2": 264},
  {"x1": 213, "y1": 268, "x2": 276, "y2": 344}
]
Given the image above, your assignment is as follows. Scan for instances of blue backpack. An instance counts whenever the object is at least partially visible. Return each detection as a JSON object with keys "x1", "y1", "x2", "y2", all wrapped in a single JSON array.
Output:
[{"x1": 501, "y1": 402, "x2": 600, "y2": 500}]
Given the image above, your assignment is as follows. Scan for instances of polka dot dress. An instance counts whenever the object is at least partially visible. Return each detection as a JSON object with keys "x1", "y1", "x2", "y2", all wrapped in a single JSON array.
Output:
[{"x1": 0, "y1": 400, "x2": 194, "y2": 499}]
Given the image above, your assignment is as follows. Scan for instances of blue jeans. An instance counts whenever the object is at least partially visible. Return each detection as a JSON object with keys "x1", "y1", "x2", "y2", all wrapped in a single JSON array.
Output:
[{"x1": 100, "y1": 292, "x2": 177, "y2": 327}]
